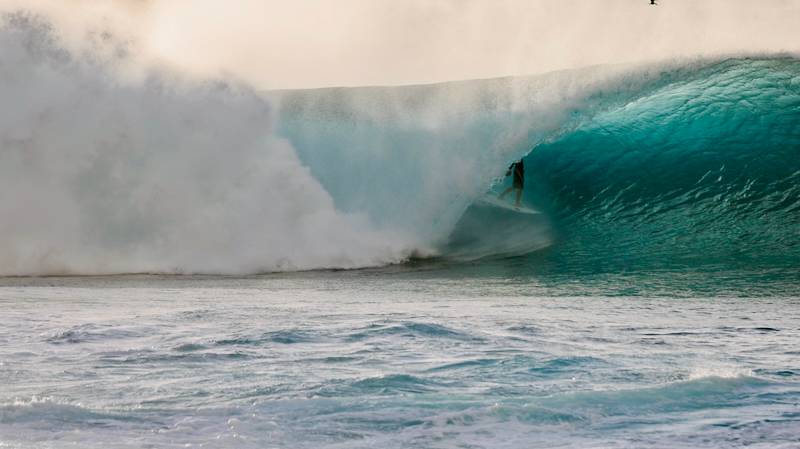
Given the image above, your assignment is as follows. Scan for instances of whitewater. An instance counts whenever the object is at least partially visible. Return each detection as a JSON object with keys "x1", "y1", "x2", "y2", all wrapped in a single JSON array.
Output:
[{"x1": 2, "y1": 9, "x2": 800, "y2": 449}]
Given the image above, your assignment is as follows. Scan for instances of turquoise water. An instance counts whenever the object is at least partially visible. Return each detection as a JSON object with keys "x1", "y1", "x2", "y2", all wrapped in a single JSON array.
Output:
[{"x1": 524, "y1": 59, "x2": 800, "y2": 272}]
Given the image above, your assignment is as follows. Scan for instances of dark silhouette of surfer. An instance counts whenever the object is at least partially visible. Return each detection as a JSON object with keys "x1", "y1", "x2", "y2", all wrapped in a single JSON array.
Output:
[
  {"x1": 650, "y1": 0, "x2": 657, "y2": 4},
  {"x1": 498, "y1": 159, "x2": 524, "y2": 208}
]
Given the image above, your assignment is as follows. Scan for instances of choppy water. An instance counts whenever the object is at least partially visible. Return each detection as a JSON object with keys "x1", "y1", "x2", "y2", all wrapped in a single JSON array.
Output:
[{"x1": 2, "y1": 269, "x2": 800, "y2": 448}]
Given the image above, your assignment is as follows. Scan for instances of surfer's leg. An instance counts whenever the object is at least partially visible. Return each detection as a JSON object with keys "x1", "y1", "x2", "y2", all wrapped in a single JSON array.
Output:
[
  {"x1": 498, "y1": 186, "x2": 514, "y2": 200},
  {"x1": 514, "y1": 188, "x2": 523, "y2": 207}
]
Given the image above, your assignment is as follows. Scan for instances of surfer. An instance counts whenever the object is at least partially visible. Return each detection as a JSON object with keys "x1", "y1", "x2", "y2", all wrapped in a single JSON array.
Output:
[{"x1": 498, "y1": 159, "x2": 524, "y2": 207}]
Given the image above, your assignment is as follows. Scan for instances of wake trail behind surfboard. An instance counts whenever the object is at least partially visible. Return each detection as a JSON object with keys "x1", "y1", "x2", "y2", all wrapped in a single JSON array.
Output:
[{"x1": 476, "y1": 189, "x2": 540, "y2": 214}]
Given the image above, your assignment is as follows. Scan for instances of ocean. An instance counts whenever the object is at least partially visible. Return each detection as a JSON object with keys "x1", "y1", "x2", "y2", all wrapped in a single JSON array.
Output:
[
  {"x1": 2, "y1": 12, "x2": 800, "y2": 449},
  {"x1": 2, "y1": 270, "x2": 800, "y2": 448}
]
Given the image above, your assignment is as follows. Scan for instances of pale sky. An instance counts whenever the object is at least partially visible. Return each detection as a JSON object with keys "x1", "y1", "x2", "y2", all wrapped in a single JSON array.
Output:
[{"x1": 5, "y1": 0, "x2": 800, "y2": 89}]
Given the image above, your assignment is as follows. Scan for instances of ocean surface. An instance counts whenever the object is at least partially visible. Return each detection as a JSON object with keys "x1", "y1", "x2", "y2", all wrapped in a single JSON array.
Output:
[
  {"x1": 2, "y1": 269, "x2": 800, "y2": 448},
  {"x1": 2, "y1": 12, "x2": 800, "y2": 449}
]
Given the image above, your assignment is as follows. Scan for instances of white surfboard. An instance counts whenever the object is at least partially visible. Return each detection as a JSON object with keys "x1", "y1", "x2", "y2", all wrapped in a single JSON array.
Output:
[{"x1": 476, "y1": 190, "x2": 541, "y2": 214}]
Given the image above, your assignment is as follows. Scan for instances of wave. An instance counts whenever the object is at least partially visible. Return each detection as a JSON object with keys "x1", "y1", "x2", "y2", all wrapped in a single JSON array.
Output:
[
  {"x1": 526, "y1": 58, "x2": 800, "y2": 270},
  {"x1": 2, "y1": 12, "x2": 799, "y2": 276},
  {"x1": 277, "y1": 58, "x2": 800, "y2": 269}
]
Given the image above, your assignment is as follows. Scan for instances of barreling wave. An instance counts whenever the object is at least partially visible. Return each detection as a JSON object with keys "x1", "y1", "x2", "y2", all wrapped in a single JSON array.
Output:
[
  {"x1": 2, "y1": 11, "x2": 799, "y2": 276},
  {"x1": 276, "y1": 57, "x2": 800, "y2": 269}
]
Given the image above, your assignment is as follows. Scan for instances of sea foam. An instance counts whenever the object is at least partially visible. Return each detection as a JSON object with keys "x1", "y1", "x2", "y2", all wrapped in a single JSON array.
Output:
[{"x1": 0, "y1": 13, "x2": 420, "y2": 276}]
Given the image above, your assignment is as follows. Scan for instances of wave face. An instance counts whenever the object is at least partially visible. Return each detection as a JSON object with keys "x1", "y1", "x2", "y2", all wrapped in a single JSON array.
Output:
[
  {"x1": 526, "y1": 59, "x2": 800, "y2": 271},
  {"x1": 278, "y1": 58, "x2": 800, "y2": 271},
  {"x1": 3, "y1": 13, "x2": 799, "y2": 276}
]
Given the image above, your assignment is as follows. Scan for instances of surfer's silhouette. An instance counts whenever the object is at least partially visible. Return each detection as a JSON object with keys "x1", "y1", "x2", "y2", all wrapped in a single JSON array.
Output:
[
  {"x1": 650, "y1": 0, "x2": 657, "y2": 4},
  {"x1": 498, "y1": 159, "x2": 524, "y2": 208}
]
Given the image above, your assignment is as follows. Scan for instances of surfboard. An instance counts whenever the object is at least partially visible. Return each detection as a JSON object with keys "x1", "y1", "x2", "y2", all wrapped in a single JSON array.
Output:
[{"x1": 476, "y1": 190, "x2": 541, "y2": 214}]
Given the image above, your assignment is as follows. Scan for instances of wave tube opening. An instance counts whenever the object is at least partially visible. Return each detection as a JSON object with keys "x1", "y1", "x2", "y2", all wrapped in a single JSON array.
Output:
[{"x1": 277, "y1": 58, "x2": 800, "y2": 271}]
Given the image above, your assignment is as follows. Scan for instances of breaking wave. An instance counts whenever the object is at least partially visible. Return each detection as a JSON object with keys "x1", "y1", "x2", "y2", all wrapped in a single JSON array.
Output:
[
  {"x1": 0, "y1": 13, "x2": 420, "y2": 276},
  {"x1": 2, "y1": 11, "x2": 799, "y2": 276}
]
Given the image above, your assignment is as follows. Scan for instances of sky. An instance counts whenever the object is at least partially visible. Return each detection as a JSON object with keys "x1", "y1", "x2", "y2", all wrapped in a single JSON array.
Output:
[{"x1": 3, "y1": 0, "x2": 800, "y2": 89}]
